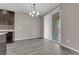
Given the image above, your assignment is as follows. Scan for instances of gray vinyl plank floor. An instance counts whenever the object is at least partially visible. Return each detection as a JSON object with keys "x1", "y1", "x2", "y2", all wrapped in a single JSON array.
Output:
[{"x1": 6, "y1": 38, "x2": 79, "y2": 55}]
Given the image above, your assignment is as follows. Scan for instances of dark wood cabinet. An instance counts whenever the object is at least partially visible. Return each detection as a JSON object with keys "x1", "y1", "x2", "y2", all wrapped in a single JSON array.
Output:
[
  {"x1": 0, "y1": 9, "x2": 15, "y2": 25},
  {"x1": 0, "y1": 10, "x2": 7, "y2": 25},
  {"x1": 7, "y1": 11, "x2": 14, "y2": 25},
  {"x1": 6, "y1": 32, "x2": 13, "y2": 43},
  {"x1": 0, "y1": 34, "x2": 6, "y2": 55}
]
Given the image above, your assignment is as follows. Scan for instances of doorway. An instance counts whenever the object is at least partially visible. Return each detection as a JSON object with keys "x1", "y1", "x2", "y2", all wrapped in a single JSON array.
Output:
[{"x1": 52, "y1": 9, "x2": 61, "y2": 44}]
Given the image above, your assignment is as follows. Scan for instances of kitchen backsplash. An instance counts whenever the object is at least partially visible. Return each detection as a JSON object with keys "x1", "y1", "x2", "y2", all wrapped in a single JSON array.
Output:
[{"x1": 0, "y1": 25, "x2": 14, "y2": 30}]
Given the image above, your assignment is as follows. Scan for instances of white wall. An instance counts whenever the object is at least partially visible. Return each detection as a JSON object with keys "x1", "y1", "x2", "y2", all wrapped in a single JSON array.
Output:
[
  {"x1": 44, "y1": 14, "x2": 52, "y2": 40},
  {"x1": 61, "y1": 3, "x2": 79, "y2": 51},
  {"x1": 14, "y1": 12, "x2": 43, "y2": 40}
]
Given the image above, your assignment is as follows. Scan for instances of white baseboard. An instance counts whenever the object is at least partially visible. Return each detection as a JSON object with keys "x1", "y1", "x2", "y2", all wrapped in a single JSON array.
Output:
[
  {"x1": 44, "y1": 38, "x2": 79, "y2": 53},
  {"x1": 14, "y1": 36, "x2": 43, "y2": 41},
  {"x1": 61, "y1": 44, "x2": 79, "y2": 53},
  {"x1": 49, "y1": 39, "x2": 79, "y2": 53}
]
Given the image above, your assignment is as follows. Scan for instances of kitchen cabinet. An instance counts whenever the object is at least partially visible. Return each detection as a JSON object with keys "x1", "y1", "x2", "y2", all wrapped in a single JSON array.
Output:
[
  {"x1": 0, "y1": 33, "x2": 6, "y2": 55},
  {"x1": 0, "y1": 9, "x2": 15, "y2": 25},
  {"x1": 6, "y1": 32, "x2": 13, "y2": 43}
]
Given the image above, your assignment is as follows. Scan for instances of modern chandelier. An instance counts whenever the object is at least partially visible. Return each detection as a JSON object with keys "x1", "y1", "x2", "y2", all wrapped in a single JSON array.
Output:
[{"x1": 29, "y1": 4, "x2": 39, "y2": 17}]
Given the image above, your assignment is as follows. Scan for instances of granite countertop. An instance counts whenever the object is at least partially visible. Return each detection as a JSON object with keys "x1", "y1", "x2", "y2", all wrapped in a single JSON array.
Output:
[
  {"x1": 0, "y1": 29, "x2": 14, "y2": 32},
  {"x1": 0, "y1": 32, "x2": 8, "y2": 35},
  {"x1": 0, "y1": 29, "x2": 14, "y2": 35}
]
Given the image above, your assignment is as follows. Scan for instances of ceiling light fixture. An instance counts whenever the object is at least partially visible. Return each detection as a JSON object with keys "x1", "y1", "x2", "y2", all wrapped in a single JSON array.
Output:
[{"x1": 29, "y1": 4, "x2": 39, "y2": 17}]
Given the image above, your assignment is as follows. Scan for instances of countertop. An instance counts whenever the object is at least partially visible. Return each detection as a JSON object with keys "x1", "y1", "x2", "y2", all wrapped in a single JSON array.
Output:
[
  {"x1": 0, "y1": 29, "x2": 14, "y2": 32},
  {"x1": 0, "y1": 29, "x2": 14, "y2": 35},
  {"x1": 0, "y1": 32, "x2": 8, "y2": 35}
]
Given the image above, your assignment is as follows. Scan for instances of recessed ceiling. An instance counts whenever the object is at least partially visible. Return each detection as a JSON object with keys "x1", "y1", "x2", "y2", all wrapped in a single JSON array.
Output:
[{"x1": 0, "y1": 3, "x2": 60, "y2": 16}]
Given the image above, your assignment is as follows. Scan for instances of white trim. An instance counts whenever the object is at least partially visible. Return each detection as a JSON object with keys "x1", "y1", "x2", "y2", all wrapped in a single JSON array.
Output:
[
  {"x1": 61, "y1": 44, "x2": 79, "y2": 53},
  {"x1": 51, "y1": 39, "x2": 79, "y2": 53},
  {"x1": 52, "y1": 7, "x2": 61, "y2": 15},
  {"x1": 14, "y1": 36, "x2": 43, "y2": 41},
  {"x1": 50, "y1": 39, "x2": 61, "y2": 45},
  {"x1": 44, "y1": 38, "x2": 79, "y2": 53}
]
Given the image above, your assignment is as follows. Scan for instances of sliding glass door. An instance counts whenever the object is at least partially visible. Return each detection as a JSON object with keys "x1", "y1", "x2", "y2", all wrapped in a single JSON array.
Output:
[{"x1": 52, "y1": 8, "x2": 61, "y2": 44}]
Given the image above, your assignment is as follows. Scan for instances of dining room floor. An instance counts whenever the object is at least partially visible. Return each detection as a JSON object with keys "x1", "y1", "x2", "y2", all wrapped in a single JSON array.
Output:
[{"x1": 6, "y1": 38, "x2": 79, "y2": 55}]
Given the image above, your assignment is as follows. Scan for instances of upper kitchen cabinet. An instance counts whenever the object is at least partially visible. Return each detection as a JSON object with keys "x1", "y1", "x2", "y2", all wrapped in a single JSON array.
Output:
[
  {"x1": 7, "y1": 11, "x2": 15, "y2": 25},
  {"x1": 0, "y1": 9, "x2": 15, "y2": 25}
]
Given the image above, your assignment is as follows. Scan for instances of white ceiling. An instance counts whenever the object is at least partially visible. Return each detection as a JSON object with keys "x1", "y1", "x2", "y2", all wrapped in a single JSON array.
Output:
[{"x1": 0, "y1": 3, "x2": 60, "y2": 16}]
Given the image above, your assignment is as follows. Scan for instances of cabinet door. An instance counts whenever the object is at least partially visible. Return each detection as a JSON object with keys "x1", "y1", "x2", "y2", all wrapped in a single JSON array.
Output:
[
  {"x1": 0, "y1": 10, "x2": 7, "y2": 25},
  {"x1": 0, "y1": 10, "x2": 14, "y2": 25},
  {"x1": 0, "y1": 34, "x2": 6, "y2": 55},
  {"x1": 6, "y1": 32, "x2": 13, "y2": 43},
  {"x1": 7, "y1": 11, "x2": 14, "y2": 25},
  {"x1": 0, "y1": 11, "x2": 2, "y2": 25}
]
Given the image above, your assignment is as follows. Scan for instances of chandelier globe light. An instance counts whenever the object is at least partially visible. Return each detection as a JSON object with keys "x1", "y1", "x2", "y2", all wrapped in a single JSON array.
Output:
[{"x1": 29, "y1": 4, "x2": 39, "y2": 17}]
